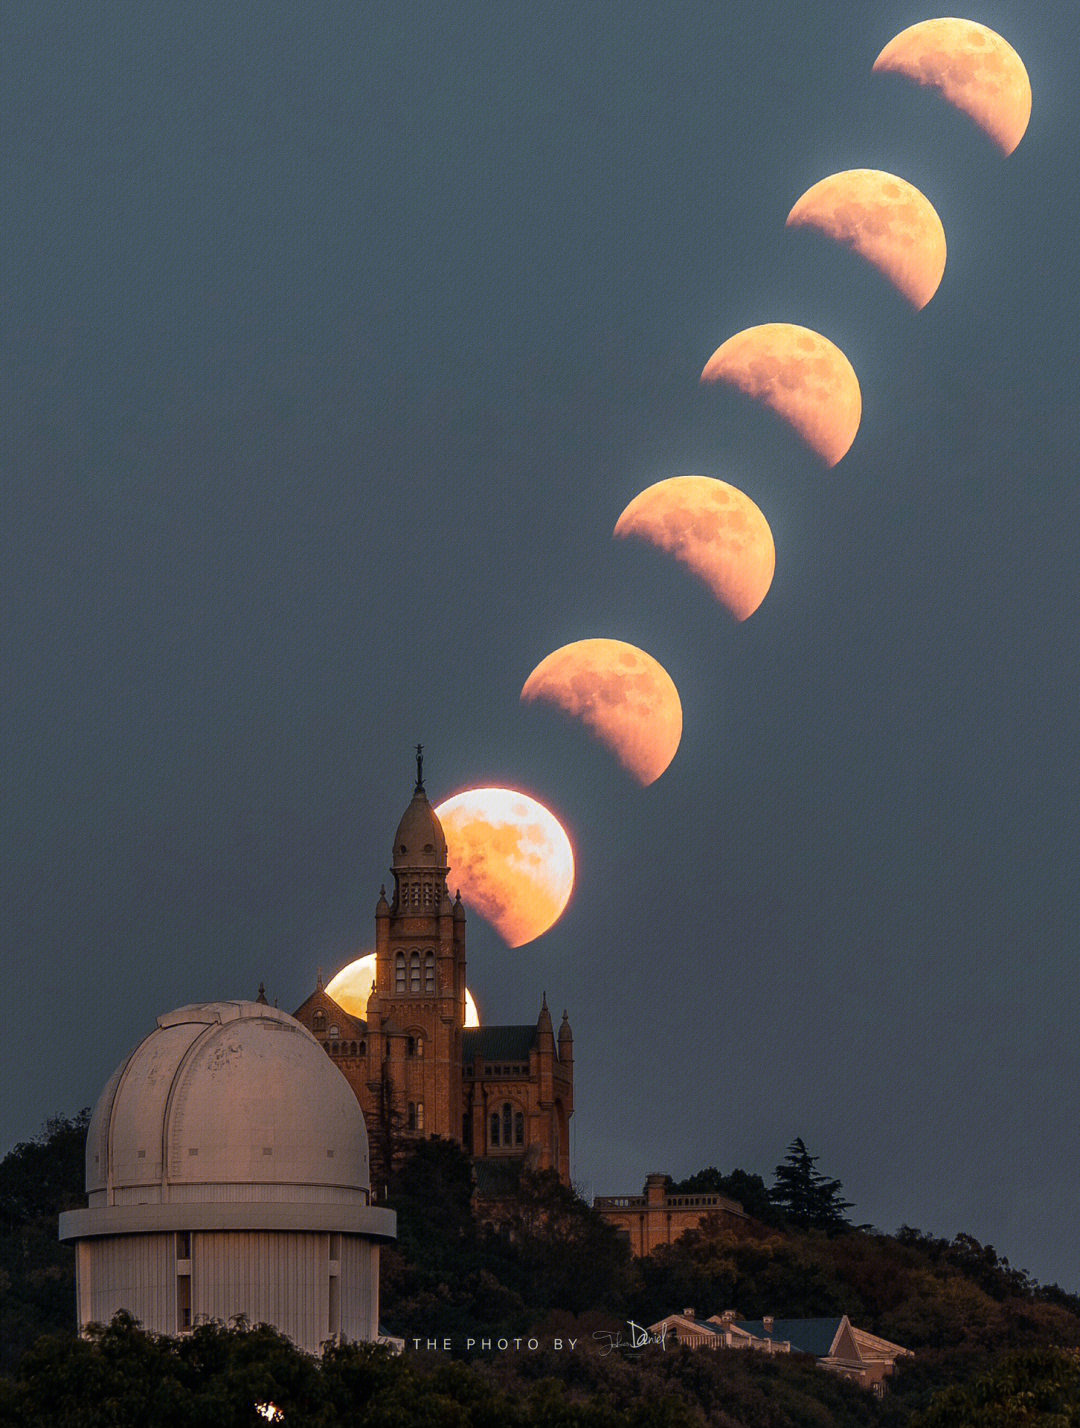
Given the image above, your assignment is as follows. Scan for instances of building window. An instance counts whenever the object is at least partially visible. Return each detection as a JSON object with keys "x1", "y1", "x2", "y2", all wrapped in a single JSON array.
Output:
[
  {"x1": 407, "y1": 1102, "x2": 416, "y2": 1130},
  {"x1": 313, "y1": 1011, "x2": 325, "y2": 1030},
  {"x1": 358, "y1": 1041, "x2": 366, "y2": 1056},
  {"x1": 502, "y1": 1102, "x2": 512, "y2": 1147},
  {"x1": 424, "y1": 951, "x2": 435, "y2": 993},
  {"x1": 409, "y1": 951, "x2": 420, "y2": 991},
  {"x1": 407, "y1": 1101, "x2": 425, "y2": 1131},
  {"x1": 416, "y1": 1101, "x2": 424, "y2": 1131},
  {"x1": 515, "y1": 1112, "x2": 524, "y2": 1146},
  {"x1": 395, "y1": 953, "x2": 406, "y2": 993},
  {"x1": 406, "y1": 1034, "x2": 424, "y2": 1059},
  {"x1": 489, "y1": 1112, "x2": 500, "y2": 1147},
  {"x1": 176, "y1": 1232, "x2": 190, "y2": 1260},
  {"x1": 328, "y1": 1024, "x2": 339, "y2": 1039}
]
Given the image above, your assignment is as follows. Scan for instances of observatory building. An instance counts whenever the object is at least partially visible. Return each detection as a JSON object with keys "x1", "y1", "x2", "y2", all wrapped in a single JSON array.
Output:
[{"x1": 59, "y1": 1001, "x2": 395, "y2": 1351}]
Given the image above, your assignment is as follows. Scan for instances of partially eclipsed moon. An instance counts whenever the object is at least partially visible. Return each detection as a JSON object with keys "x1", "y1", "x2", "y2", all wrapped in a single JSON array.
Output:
[
  {"x1": 327, "y1": 952, "x2": 480, "y2": 1028},
  {"x1": 787, "y1": 170, "x2": 947, "y2": 309},
  {"x1": 615, "y1": 477, "x2": 775, "y2": 621},
  {"x1": 433, "y1": 789, "x2": 574, "y2": 948},
  {"x1": 701, "y1": 324, "x2": 861, "y2": 467},
  {"x1": 873, "y1": 18, "x2": 1031, "y2": 156},
  {"x1": 521, "y1": 639, "x2": 682, "y2": 785}
]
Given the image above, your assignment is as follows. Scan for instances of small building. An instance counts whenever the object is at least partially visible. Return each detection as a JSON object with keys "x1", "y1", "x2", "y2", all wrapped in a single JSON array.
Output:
[
  {"x1": 594, "y1": 1173, "x2": 746, "y2": 1256},
  {"x1": 647, "y1": 1310, "x2": 912, "y2": 1393},
  {"x1": 59, "y1": 1000, "x2": 396, "y2": 1352}
]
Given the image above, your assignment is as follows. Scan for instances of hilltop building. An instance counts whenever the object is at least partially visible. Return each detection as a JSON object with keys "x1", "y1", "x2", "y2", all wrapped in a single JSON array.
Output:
[
  {"x1": 594, "y1": 1172, "x2": 747, "y2": 1254},
  {"x1": 59, "y1": 1001, "x2": 395, "y2": 1351},
  {"x1": 292, "y1": 759, "x2": 574, "y2": 1186}
]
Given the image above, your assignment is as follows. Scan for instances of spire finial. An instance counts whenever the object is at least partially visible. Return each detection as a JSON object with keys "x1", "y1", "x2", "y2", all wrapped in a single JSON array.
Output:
[{"x1": 415, "y1": 743, "x2": 424, "y2": 791}]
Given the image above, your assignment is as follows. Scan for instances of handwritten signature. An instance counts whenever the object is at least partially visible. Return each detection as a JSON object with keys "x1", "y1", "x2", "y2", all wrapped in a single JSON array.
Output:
[{"x1": 593, "y1": 1321, "x2": 667, "y2": 1356}]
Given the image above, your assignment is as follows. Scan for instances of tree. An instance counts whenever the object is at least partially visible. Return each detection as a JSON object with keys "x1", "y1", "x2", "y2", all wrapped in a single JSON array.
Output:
[
  {"x1": 668, "y1": 1166, "x2": 783, "y2": 1226},
  {"x1": 911, "y1": 1347, "x2": 1080, "y2": 1426},
  {"x1": 769, "y1": 1138, "x2": 852, "y2": 1231}
]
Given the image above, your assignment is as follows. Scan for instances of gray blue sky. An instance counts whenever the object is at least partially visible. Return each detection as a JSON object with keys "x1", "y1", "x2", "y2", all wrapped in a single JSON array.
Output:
[{"x1": 4, "y1": 2, "x2": 1079, "y2": 1288}]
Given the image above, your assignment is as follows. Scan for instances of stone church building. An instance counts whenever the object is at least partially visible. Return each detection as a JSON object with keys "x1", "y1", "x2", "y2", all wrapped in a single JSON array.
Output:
[{"x1": 292, "y1": 765, "x2": 574, "y2": 1187}]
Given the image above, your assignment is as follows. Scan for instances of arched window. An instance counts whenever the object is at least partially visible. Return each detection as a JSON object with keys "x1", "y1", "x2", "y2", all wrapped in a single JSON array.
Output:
[
  {"x1": 489, "y1": 1112, "x2": 500, "y2": 1147},
  {"x1": 424, "y1": 951, "x2": 435, "y2": 992},
  {"x1": 409, "y1": 951, "x2": 420, "y2": 992},
  {"x1": 415, "y1": 1101, "x2": 424, "y2": 1131},
  {"x1": 328, "y1": 1024, "x2": 339, "y2": 1039},
  {"x1": 515, "y1": 1112, "x2": 524, "y2": 1146},
  {"x1": 415, "y1": 1034, "x2": 423, "y2": 1058},
  {"x1": 502, "y1": 1103, "x2": 512, "y2": 1147},
  {"x1": 313, "y1": 1011, "x2": 325, "y2": 1030},
  {"x1": 395, "y1": 953, "x2": 406, "y2": 993}
]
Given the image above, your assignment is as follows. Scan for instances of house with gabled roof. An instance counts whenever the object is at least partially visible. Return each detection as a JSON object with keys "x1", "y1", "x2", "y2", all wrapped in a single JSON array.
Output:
[{"x1": 647, "y1": 1309, "x2": 912, "y2": 1393}]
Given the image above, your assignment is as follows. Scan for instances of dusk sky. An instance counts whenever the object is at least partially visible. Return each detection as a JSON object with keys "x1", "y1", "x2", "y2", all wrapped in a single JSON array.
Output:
[{"x1": 5, "y1": 3, "x2": 1080, "y2": 1289}]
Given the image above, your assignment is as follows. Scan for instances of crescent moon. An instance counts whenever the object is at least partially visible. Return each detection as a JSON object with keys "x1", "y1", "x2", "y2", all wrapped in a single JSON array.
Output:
[
  {"x1": 701, "y1": 323, "x2": 861, "y2": 468},
  {"x1": 787, "y1": 170, "x2": 947, "y2": 310},
  {"x1": 521, "y1": 638, "x2": 682, "y2": 785},
  {"x1": 433, "y1": 788, "x2": 574, "y2": 948},
  {"x1": 614, "y1": 476, "x2": 775, "y2": 621},
  {"x1": 327, "y1": 952, "x2": 481, "y2": 1027},
  {"x1": 873, "y1": 18, "x2": 1031, "y2": 155}
]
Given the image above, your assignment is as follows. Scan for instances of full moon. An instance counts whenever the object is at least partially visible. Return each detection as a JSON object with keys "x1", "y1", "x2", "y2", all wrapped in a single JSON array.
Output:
[
  {"x1": 433, "y1": 788, "x2": 574, "y2": 948},
  {"x1": 521, "y1": 638, "x2": 682, "y2": 785},
  {"x1": 614, "y1": 476, "x2": 775, "y2": 621},
  {"x1": 326, "y1": 952, "x2": 481, "y2": 1027},
  {"x1": 873, "y1": 18, "x2": 1031, "y2": 156},
  {"x1": 787, "y1": 170, "x2": 947, "y2": 310},
  {"x1": 701, "y1": 323, "x2": 862, "y2": 468}
]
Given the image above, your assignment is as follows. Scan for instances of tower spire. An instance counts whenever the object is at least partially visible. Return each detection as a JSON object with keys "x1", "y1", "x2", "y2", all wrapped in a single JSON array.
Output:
[{"x1": 415, "y1": 743, "x2": 424, "y2": 792}]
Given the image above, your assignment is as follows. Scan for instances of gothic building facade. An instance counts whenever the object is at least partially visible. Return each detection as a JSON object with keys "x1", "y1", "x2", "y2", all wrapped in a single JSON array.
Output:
[{"x1": 292, "y1": 768, "x2": 574, "y2": 1187}]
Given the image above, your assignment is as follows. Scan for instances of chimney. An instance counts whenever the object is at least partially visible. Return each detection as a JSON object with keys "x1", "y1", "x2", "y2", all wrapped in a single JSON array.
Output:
[
  {"x1": 763, "y1": 1316, "x2": 775, "y2": 1334},
  {"x1": 722, "y1": 1310, "x2": 737, "y2": 1323},
  {"x1": 682, "y1": 1308, "x2": 695, "y2": 1320}
]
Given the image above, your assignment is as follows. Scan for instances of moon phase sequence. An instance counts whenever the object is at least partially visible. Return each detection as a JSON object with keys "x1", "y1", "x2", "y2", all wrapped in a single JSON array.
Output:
[
  {"x1": 327, "y1": 952, "x2": 481, "y2": 1027},
  {"x1": 701, "y1": 323, "x2": 862, "y2": 467},
  {"x1": 615, "y1": 476, "x2": 775, "y2": 621},
  {"x1": 433, "y1": 788, "x2": 574, "y2": 948},
  {"x1": 787, "y1": 170, "x2": 947, "y2": 310},
  {"x1": 521, "y1": 639, "x2": 682, "y2": 785},
  {"x1": 873, "y1": 18, "x2": 1031, "y2": 156}
]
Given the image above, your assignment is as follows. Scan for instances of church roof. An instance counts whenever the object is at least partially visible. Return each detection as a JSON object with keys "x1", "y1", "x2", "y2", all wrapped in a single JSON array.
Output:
[
  {"x1": 462, "y1": 1026, "x2": 536, "y2": 1063},
  {"x1": 733, "y1": 1318, "x2": 845, "y2": 1357}
]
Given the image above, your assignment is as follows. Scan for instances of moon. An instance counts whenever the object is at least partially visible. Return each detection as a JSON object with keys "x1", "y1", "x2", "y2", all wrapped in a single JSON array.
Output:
[
  {"x1": 787, "y1": 170, "x2": 947, "y2": 310},
  {"x1": 701, "y1": 324, "x2": 861, "y2": 467},
  {"x1": 614, "y1": 476, "x2": 775, "y2": 621},
  {"x1": 433, "y1": 788, "x2": 574, "y2": 948},
  {"x1": 521, "y1": 639, "x2": 682, "y2": 785},
  {"x1": 873, "y1": 18, "x2": 1031, "y2": 156},
  {"x1": 327, "y1": 953, "x2": 480, "y2": 1028}
]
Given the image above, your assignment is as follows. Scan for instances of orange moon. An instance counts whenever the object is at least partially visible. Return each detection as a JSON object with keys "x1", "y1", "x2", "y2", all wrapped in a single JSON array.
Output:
[
  {"x1": 433, "y1": 788, "x2": 574, "y2": 948},
  {"x1": 327, "y1": 952, "x2": 480, "y2": 1027},
  {"x1": 787, "y1": 170, "x2": 947, "y2": 310},
  {"x1": 873, "y1": 18, "x2": 1031, "y2": 156},
  {"x1": 521, "y1": 639, "x2": 682, "y2": 785},
  {"x1": 614, "y1": 476, "x2": 775, "y2": 621},
  {"x1": 700, "y1": 324, "x2": 861, "y2": 467}
]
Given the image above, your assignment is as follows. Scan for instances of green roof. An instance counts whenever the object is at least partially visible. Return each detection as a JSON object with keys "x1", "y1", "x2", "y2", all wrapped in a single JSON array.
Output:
[
  {"x1": 734, "y1": 1319, "x2": 843, "y2": 1357},
  {"x1": 462, "y1": 1026, "x2": 536, "y2": 1063}
]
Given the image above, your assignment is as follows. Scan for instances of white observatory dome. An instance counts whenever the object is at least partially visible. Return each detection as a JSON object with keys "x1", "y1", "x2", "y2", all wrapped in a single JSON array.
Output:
[
  {"x1": 61, "y1": 1001, "x2": 394, "y2": 1349},
  {"x1": 84, "y1": 1001, "x2": 368, "y2": 1206}
]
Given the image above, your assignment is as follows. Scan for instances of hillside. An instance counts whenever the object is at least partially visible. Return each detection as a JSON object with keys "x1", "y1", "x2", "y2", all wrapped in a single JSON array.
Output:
[{"x1": 3, "y1": 1119, "x2": 1080, "y2": 1425}]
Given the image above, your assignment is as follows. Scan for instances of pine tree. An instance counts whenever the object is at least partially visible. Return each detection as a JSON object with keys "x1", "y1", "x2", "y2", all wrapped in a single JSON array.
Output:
[{"x1": 769, "y1": 1137, "x2": 853, "y2": 1231}]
